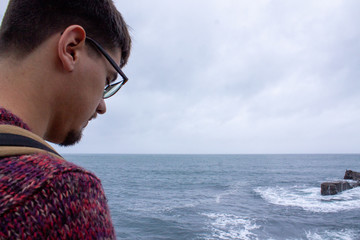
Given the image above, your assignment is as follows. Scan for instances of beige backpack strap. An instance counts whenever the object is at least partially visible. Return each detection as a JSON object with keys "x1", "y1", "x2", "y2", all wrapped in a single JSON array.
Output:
[{"x1": 0, "y1": 125, "x2": 63, "y2": 159}]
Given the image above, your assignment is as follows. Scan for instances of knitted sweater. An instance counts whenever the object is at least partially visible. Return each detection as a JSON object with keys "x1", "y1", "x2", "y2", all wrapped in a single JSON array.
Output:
[{"x1": 0, "y1": 108, "x2": 115, "y2": 239}]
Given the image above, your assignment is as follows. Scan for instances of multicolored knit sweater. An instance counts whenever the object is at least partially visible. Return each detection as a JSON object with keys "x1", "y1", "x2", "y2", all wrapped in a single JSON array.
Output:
[{"x1": 0, "y1": 108, "x2": 115, "y2": 239}]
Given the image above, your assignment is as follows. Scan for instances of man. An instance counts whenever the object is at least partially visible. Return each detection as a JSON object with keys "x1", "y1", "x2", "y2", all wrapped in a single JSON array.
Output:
[{"x1": 0, "y1": 0, "x2": 131, "y2": 238}]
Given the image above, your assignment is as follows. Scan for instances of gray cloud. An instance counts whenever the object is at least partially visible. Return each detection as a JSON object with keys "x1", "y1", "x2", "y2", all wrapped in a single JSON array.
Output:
[{"x1": 1, "y1": 0, "x2": 360, "y2": 153}]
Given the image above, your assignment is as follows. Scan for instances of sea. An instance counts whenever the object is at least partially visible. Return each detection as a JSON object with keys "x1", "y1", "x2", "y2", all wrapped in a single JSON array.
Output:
[{"x1": 64, "y1": 154, "x2": 360, "y2": 240}]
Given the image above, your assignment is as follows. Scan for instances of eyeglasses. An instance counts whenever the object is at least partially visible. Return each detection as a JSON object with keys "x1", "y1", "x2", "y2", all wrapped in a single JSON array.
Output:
[{"x1": 86, "y1": 37, "x2": 128, "y2": 99}]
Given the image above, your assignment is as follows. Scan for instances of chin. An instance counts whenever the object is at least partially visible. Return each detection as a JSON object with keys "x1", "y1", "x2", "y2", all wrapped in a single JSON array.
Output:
[{"x1": 59, "y1": 129, "x2": 83, "y2": 147}]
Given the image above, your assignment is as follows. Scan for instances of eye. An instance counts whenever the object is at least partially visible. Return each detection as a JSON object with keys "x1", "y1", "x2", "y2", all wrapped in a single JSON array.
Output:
[
  {"x1": 105, "y1": 78, "x2": 111, "y2": 88},
  {"x1": 110, "y1": 74, "x2": 118, "y2": 84},
  {"x1": 108, "y1": 71, "x2": 118, "y2": 84}
]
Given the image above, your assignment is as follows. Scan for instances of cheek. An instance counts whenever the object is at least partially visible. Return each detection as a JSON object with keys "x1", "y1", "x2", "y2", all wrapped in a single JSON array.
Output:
[
  {"x1": 71, "y1": 75, "x2": 103, "y2": 118},
  {"x1": 80, "y1": 58, "x2": 107, "y2": 104},
  {"x1": 85, "y1": 69, "x2": 106, "y2": 99}
]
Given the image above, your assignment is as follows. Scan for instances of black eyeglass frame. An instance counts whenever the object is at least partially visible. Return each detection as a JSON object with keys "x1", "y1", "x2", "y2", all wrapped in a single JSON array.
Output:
[{"x1": 86, "y1": 37, "x2": 128, "y2": 99}]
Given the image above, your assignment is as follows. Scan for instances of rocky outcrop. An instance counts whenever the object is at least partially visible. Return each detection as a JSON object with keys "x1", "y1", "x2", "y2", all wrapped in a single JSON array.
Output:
[
  {"x1": 321, "y1": 170, "x2": 360, "y2": 195},
  {"x1": 321, "y1": 181, "x2": 359, "y2": 195},
  {"x1": 344, "y1": 170, "x2": 360, "y2": 181}
]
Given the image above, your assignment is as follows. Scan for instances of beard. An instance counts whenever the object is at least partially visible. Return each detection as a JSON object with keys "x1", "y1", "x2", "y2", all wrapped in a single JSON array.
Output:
[{"x1": 59, "y1": 129, "x2": 83, "y2": 146}]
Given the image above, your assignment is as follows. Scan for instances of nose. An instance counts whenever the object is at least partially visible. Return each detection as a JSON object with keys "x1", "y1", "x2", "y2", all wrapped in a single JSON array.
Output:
[{"x1": 96, "y1": 98, "x2": 107, "y2": 115}]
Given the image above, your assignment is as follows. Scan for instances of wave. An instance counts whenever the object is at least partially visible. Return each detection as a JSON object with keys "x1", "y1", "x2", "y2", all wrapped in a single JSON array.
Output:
[
  {"x1": 254, "y1": 185, "x2": 360, "y2": 213},
  {"x1": 306, "y1": 229, "x2": 358, "y2": 240},
  {"x1": 215, "y1": 181, "x2": 246, "y2": 204},
  {"x1": 202, "y1": 213, "x2": 259, "y2": 240}
]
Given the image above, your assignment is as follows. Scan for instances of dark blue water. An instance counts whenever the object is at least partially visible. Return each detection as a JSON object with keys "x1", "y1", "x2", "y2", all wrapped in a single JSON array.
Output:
[{"x1": 64, "y1": 154, "x2": 360, "y2": 240}]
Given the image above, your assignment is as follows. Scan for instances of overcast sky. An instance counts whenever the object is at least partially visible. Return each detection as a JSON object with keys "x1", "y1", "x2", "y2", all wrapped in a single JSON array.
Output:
[{"x1": 1, "y1": 0, "x2": 360, "y2": 154}]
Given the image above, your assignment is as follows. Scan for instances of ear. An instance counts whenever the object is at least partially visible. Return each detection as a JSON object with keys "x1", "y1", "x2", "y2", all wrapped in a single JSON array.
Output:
[{"x1": 58, "y1": 25, "x2": 86, "y2": 72}]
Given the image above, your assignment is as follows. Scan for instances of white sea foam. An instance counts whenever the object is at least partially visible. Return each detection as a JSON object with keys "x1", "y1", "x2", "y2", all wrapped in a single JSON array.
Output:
[
  {"x1": 203, "y1": 213, "x2": 259, "y2": 240},
  {"x1": 254, "y1": 185, "x2": 360, "y2": 213},
  {"x1": 306, "y1": 229, "x2": 358, "y2": 240}
]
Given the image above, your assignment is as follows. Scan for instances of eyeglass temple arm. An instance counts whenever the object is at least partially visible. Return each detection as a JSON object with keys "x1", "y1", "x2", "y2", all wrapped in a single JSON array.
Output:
[{"x1": 86, "y1": 37, "x2": 128, "y2": 81}]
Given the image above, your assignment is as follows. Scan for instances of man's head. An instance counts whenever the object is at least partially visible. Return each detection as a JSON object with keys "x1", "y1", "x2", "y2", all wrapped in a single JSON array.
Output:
[
  {"x1": 0, "y1": 0, "x2": 131, "y2": 66},
  {"x1": 0, "y1": 0, "x2": 132, "y2": 146}
]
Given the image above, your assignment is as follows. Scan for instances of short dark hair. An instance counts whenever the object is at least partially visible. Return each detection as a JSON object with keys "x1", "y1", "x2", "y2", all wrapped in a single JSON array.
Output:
[{"x1": 0, "y1": 0, "x2": 131, "y2": 67}]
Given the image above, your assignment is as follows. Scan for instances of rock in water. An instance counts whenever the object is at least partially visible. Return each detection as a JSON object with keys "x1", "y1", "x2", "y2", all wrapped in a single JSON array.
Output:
[
  {"x1": 321, "y1": 170, "x2": 360, "y2": 195},
  {"x1": 321, "y1": 181, "x2": 353, "y2": 195},
  {"x1": 344, "y1": 170, "x2": 360, "y2": 181}
]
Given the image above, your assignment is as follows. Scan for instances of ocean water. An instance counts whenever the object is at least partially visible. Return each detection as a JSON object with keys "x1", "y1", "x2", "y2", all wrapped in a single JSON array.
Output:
[{"x1": 64, "y1": 154, "x2": 360, "y2": 240}]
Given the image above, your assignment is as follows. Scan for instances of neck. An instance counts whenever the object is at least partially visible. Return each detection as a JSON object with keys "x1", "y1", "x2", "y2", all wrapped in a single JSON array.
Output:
[{"x1": 0, "y1": 52, "x2": 56, "y2": 139}]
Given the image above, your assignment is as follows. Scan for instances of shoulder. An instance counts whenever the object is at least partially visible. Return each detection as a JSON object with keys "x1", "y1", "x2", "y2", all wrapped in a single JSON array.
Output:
[
  {"x1": 0, "y1": 153, "x2": 100, "y2": 214},
  {"x1": 0, "y1": 153, "x2": 115, "y2": 239},
  {"x1": 0, "y1": 152, "x2": 98, "y2": 179}
]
